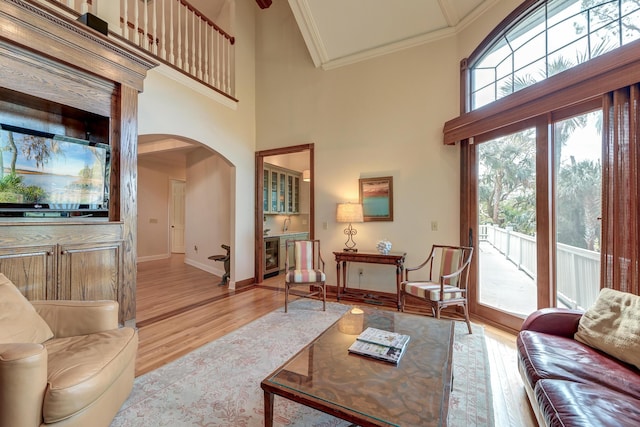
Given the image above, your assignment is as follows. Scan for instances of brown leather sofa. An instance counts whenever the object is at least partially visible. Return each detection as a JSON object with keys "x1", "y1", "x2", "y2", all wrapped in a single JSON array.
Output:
[
  {"x1": 517, "y1": 308, "x2": 640, "y2": 426},
  {"x1": 0, "y1": 274, "x2": 138, "y2": 427}
]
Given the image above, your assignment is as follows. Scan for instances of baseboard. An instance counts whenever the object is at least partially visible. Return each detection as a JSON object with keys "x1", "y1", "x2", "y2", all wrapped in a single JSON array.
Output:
[
  {"x1": 184, "y1": 257, "x2": 223, "y2": 277},
  {"x1": 137, "y1": 254, "x2": 171, "y2": 263}
]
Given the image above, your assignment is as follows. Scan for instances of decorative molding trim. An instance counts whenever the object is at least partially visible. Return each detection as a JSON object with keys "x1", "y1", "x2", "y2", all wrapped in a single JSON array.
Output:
[{"x1": 289, "y1": 0, "x2": 503, "y2": 70}]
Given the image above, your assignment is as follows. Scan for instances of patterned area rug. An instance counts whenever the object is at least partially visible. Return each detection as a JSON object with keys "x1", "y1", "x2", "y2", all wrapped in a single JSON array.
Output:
[{"x1": 111, "y1": 300, "x2": 493, "y2": 426}]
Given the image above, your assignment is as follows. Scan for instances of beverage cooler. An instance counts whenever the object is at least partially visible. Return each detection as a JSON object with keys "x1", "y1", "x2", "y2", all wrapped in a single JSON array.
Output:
[{"x1": 264, "y1": 237, "x2": 280, "y2": 278}]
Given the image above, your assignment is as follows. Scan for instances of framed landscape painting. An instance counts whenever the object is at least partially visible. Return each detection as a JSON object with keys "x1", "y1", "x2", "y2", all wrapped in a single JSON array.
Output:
[{"x1": 359, "y1": 176, "x2": 393, "y2": 221}]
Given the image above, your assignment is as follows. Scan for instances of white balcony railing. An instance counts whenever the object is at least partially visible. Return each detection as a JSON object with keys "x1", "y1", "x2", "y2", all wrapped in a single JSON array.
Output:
[
  {"x1": 480, "y1": 224, "x2": 600, "y2": 310},
  {"x1": 41, "y1": 0, "x2": 236, "y2": 99}
]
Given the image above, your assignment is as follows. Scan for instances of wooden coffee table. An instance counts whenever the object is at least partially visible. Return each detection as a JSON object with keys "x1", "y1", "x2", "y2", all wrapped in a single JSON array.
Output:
[{"x1": 261, "y1": 307, "x2": 455, "y2": 426}]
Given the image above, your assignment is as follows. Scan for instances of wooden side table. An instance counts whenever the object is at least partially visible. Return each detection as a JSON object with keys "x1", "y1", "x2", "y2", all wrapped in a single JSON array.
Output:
[{"x1": 333, "y1": 251, "x2": 406, "y2": 310}]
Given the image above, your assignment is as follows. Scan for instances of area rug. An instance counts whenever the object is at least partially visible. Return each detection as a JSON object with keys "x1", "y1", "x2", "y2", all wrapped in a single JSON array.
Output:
[{"x1": 111, "y1": 300, "x2": 493, "y2": 426}]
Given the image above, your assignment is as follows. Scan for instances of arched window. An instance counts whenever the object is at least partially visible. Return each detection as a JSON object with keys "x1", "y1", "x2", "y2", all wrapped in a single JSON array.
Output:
[
  {"x1": 444, "y1": 0, "x2": 640, "y2": 331},
  {"x1": 470, "y1": 0, "x2": 640, "y2": 110}
]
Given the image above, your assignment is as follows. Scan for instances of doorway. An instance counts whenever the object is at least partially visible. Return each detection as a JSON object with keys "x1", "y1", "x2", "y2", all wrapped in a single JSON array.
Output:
[
  {"x1": 170, "y1": 179, "x2": 186, "y2": 253},
  {"x1": 255, "y1": 144, "x2": 314, "y2": 282}
]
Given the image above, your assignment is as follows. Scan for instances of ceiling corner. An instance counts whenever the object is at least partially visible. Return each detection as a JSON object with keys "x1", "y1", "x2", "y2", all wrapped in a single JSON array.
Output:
[{"x1": 287, "y1": 0, "x2": 326, "y2": 68}]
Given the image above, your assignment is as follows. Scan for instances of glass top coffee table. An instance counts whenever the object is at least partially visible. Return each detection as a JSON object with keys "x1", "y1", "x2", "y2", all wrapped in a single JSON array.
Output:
[{"x1": 261, "y1": 307, "x2": 455, "y2": 427}]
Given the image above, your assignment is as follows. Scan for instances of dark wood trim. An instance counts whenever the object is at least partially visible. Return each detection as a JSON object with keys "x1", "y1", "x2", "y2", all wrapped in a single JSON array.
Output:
[
  {"x1": 535, "y1": 115, "x2": 552, "y2": 309},
  {"x1": 444, "y1": 39, "x2": 640, "y2": 145},
  {"x1": 255, "y1": 144, "x2": 315, "y2": 283},
  {"x1": 256, "y1": 0, "x2": 273, "y2": 9}
]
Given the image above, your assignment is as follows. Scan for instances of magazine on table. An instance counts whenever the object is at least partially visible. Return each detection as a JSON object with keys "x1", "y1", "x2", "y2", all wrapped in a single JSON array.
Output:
[{"x1": 348, "y1": 327, "x2": 410, "y2": 364}]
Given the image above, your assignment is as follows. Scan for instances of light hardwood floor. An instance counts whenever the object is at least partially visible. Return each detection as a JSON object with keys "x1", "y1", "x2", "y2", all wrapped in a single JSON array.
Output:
[{"x1": 136, "y1": 255, "x2": 536, "y2": 426}]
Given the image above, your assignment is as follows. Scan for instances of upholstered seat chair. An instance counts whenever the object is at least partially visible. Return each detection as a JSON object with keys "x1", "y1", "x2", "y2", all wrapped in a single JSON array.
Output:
[
  {"x1": 284, "y1": 239, "x2": 326, "y2": 312},
  {"x1": 400, "y1": 245, "x2": 474, "y2": 333},
  {"x1": 0, "y1": 274, "x2": 138, "y2": 427}
]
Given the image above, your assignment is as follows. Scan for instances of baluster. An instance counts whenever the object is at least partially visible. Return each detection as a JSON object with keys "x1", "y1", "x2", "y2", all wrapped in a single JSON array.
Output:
[
  {"x1": 216, "y1": 32, "x2": 221, "y2": 90},
  {"x1": 177, "y1": 1, "x2": 182, "y2": 69},
  {"x1": 204, "y1": 23, "x2": 209, "y2": 83},
  {"x1": 223, "y1": 37, "x2": 229, "y2": 94},
  {"x1": 191, "y1": 9, "x2": 196, "y2": 75},
  {"x1": 197, "y1": 16, "x2": 202, "y2": 79},
  {"x1": 169, "y1": 0, "x2": 175, "y2": 64},
  {"x1": 152, "y1": 0, "x2": 157, "y2": 55},
  {"x1": 143, "y1": 0, "x2": 148, "y2": 50},
  {"x1": 122, "y1": 0, "x2": 128, "y2": 38},
  {"x1": 133, "y1": 0, "x2": 140, "y2": 46},
  {"x1": 160, "y1": 0, "x2": 166, "y2": 60}
]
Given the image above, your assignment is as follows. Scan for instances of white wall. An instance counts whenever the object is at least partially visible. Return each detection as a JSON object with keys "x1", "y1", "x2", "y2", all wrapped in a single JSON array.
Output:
[
  {"x1": 137, "y1": 0, "x2": 256, "y2": 287},
  {"x1": 183, "y1": 148, "x2": 231, "y2": 276},
  {"x1": 255, "y1": 1, "x2": 462, "y2": 291},
  {"x1": 137, "y1": 156, "x2": 186, "y2": 260}
]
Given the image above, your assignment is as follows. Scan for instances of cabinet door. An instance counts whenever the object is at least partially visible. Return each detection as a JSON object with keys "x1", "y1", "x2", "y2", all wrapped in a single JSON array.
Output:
[
  {"x1": 263, "y1": 167, "x2": 270, "y2": 213},
  {"x1": 293, "y1": 175, "x2": 300, "y2": 214},
  {"x1": 270, "y1": 170, "x2": 279, "y2": 212},
  {"x1": 287, "y1": 174, "x2": 294, "y2": 213},
  {"x1": 278, "y1": 171, "x2": 286, "y2": 212},
  {"x1": 58, "y1": 241, "x2": 122, "y2": 301},
  {"x1": 0, "y1": 245, "x2": 56, "y2": 299}
]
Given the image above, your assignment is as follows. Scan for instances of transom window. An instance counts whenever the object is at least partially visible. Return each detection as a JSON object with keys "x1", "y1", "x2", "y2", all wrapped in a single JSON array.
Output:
[{"x1": 470, "y1": 0, "x2": 640, "y2": 110}]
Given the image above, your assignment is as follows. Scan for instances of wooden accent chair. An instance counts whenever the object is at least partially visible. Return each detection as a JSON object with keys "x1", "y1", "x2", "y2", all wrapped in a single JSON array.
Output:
[
  {"x1": 284, "y1": 239, "x2": 326, "y2": 313},
  {"x1": 400, "y1": 245, "x2": 474, "y2": 333}
]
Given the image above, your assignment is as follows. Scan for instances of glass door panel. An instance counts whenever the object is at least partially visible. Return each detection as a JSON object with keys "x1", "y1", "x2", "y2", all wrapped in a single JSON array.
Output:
[
  {"x1": 478, "y1": 127, "x2": 537, "y2": 318},
  {"x1": 554, "y1": 111, "x2": 602, "y2": 310}
]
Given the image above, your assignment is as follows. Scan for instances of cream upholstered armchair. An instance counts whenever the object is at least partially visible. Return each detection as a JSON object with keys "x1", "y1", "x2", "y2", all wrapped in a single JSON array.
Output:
[
  {"x1": 400, "y1": 245, "x2": 474, "y2": 333},
  {"x1": 0, "y1": 274, "x2": 138, "y2": 427},
  {"x1": 284, "y1": 239, "x2": 326, "y2": 313}
]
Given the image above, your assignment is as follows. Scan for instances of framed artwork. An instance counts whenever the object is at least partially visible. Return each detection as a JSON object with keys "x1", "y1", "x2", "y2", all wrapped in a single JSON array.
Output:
[{"x1": 359, "y1": 176, "x2": 393, "y2": 222}]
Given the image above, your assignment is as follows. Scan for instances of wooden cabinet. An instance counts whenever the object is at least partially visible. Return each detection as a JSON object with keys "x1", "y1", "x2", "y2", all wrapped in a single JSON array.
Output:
[
  {"x1": 0, "y1": 245, "x2": 56, "y2": 300},
  {"x1": 0, "y1": 222, "x2": 123, "y2": 303},
  {"x1": 0, "y1": 1, "x2": 156, "y2": 324},
  {"x1": 264, "y1": 164, "x2": 301, "y2": 214}
]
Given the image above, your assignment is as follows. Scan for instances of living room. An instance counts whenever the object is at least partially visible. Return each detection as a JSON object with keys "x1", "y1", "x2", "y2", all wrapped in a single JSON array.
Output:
[{"x1": 2, "y1": 0, "x2": 640, "y2": 426}]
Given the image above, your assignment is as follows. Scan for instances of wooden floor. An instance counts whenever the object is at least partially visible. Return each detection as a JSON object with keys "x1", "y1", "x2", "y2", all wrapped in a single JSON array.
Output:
[{"x1": 136, "y1": 255, "x2": 536, "y2": 426}]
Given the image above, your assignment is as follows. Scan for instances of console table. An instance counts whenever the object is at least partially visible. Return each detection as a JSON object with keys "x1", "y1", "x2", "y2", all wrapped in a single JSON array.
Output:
[{"x1": 333, "y1": 251, "x2": 406, "y2": 310}]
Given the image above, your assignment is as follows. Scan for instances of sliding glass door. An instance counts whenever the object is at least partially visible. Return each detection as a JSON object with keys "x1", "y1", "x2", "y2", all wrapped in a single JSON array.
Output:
[
  {"x1": 554, "y1": 110, "x2": 602, "y2": 310},
  {"x1": 468, "y1": 105, "x2": 602, "y2": 330}
]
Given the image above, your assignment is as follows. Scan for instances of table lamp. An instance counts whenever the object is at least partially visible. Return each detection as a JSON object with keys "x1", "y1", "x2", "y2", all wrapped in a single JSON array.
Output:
[{"x1": 336, "y1": 202, "x2": 364, "y2": 252}]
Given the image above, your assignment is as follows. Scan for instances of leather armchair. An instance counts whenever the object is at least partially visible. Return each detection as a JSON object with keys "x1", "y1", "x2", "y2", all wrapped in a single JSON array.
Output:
[{"x1": 0, "y1": 274, "x2": 137, "y2": 427}]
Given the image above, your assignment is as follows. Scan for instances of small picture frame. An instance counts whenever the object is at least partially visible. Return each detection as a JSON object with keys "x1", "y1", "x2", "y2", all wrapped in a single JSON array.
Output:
[{"x1": 359, "y1": 176, "x2": 393, "y2": 222}]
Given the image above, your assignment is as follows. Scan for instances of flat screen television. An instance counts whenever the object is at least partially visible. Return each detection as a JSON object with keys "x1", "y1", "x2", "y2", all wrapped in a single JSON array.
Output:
[{"x1": 0, "y1": 123, "x2": 110, "y2": 215}]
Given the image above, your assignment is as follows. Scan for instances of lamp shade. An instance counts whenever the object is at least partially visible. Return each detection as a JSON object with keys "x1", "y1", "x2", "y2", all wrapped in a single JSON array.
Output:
[
  {"x1": 336, "y1": 203, "x2": 364, "y2": 223},
  {"x1": 302, "y1": 169, "x2": 310, "y2": 182}
]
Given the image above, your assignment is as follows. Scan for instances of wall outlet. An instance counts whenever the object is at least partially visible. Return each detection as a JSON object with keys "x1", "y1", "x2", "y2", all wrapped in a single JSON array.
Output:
[
  {"x1": 323, "y1": 221, "x2": 328, "y2": 230},
  {"x1": 149, "y1": 218, "x2": 158, "y2": 224},
  {"x1": 431, "y1": 221, "x2": 438, "y2": 231}
]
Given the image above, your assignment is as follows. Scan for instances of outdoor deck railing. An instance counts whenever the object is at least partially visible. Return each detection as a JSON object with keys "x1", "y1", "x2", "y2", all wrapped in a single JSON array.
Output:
[
  {"x1": 479, "y1": 224, "x2": 600, "y2": 309},
  {"x1": 40, "y1": 0, "x2": 236, "y2": 99}
]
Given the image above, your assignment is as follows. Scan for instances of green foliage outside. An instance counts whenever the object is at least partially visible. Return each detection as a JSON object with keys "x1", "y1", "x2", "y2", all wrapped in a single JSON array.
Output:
[{"x1": 0, "y1": 173, "x2": 47, "y2": 203}]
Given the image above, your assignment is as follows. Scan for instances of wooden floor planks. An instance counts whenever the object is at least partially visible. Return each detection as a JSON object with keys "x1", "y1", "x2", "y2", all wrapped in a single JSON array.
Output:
[{"x1": 135, "y1": 254, "x2": 536, "y2": 426}]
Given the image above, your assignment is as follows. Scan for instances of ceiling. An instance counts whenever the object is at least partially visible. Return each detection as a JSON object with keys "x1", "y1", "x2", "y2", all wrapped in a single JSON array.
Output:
[
  {"x1": 191, "y1": 0, "x2": 498, "y2": 70},
  {"x1": 144, "y1": 0, "x2": 496, "y2": 156},
  {"x1": 285, "y1": 0, "x2": 496, "y2": 70}
]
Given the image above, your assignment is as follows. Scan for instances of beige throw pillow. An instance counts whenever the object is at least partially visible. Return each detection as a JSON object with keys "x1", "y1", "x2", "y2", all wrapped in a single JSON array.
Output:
[
  {"x1": 575, "y1": 288, "x2": 640, "y2": 369},
  {"x1": 0, "y1": 273, "x2": 54, "y2": 344}
]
